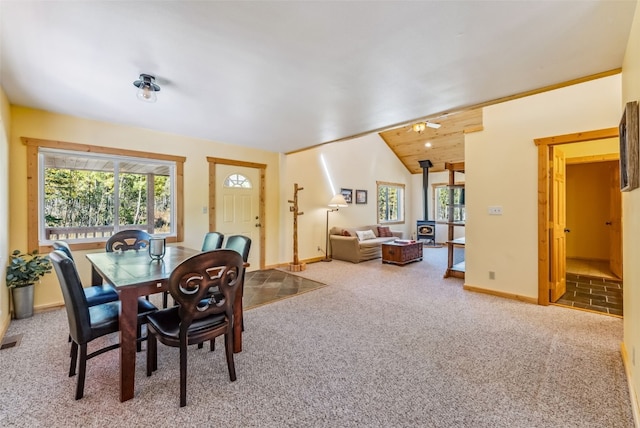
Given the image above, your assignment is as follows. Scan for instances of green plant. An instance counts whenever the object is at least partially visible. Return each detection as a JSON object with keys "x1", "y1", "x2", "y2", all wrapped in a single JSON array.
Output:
[{"x1": 6, "y1": 249, "x2": 52, "y2": 289}]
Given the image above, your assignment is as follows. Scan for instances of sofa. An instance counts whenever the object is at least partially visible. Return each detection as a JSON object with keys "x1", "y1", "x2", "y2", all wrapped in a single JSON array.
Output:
[{"x1": 329, "y1": 225, "x2": 403, "y2": 263}]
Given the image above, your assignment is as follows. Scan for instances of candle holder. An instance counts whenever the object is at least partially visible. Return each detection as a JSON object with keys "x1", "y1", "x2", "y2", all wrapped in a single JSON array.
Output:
[{"x1": 149, "y1": 237, "x2": 166, "y2": 260}]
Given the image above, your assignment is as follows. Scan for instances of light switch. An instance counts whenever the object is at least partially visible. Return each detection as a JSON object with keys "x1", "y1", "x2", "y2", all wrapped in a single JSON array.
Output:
[{"x1": 488, "y1": 206, "x2": 503, "y2": 215}]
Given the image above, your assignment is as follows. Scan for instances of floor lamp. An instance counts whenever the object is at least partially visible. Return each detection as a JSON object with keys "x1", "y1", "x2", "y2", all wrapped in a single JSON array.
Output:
[{"x1": 323, "y1": 194, "x2": 348, "y2": 262}]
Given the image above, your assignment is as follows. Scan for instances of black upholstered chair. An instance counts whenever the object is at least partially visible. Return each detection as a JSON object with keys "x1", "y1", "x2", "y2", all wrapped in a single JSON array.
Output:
[
  {"x1": 50, "y1": 250, "x2": 157, "y2": 400},
  {"x1": 146, "y1": 249, "x2": 243, "y2": 407},
  {"x1": 201, "y1": 232, "x2": 224, "y2": 251},
  {"x1": 52, "y1": 241, "x2": 119, "y2": 306},
  {"x1": 105, "y1": 229, "x2": 151, "y2": 252}
]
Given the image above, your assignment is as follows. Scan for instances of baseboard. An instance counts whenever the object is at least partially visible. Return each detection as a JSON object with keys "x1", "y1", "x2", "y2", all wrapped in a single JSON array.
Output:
[
  {"x1": 621, "y1": 342, "x2": 640, "y2": 428},
  {"x1": 265, "y1": 256, "x2": 326, "y2": 270},
  {"x1": 34, "y1": 302, "x2": 65, "y2": 313},
  {"x1": 463, "y1": 283, "x2": 538, "y2": 305},
  {"x1": 0, "y1": 315, "x2": 9, "y2": 343}
]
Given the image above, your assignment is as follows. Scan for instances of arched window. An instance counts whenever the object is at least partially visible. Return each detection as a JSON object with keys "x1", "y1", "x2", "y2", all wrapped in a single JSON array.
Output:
[{"x1": 224, "y1": 173, "x2": 252, "y2": 188}]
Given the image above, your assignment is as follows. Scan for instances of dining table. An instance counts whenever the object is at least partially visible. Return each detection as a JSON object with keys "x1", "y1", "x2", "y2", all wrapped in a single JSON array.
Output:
[{"x1": 85, "y1": 245, "x2": 246, "y2": 402}]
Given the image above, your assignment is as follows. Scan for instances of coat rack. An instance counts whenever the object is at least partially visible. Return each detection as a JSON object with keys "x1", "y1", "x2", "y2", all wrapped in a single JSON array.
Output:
[{"x1": 288, "y1": 183, "x2": 306, "y2": 272}]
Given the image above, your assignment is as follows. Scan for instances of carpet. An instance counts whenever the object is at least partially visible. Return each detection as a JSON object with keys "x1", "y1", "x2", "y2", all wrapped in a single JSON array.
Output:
[{"x1": 0, "y1": 247, "x2": 633, "y2": 427}]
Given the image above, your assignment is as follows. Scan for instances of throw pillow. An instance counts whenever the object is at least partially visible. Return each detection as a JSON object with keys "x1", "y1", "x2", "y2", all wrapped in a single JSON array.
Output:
[
  {"x1": 342, "y1": 229, "x2": 351, "y2": 237},
  {"x1": 355, "y1": 229, "x2": 376, "y2": 241},
  {"x1": 378, "y1": 226, "x2": 392, "y2": 237}
]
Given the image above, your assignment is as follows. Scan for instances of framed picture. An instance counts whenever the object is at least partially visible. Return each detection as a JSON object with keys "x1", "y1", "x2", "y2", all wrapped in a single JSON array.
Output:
[
  {"x1": 340, "y1": 188, "x2": 353, "y2": 204},
  {"x1": 620, "y1": 100, "x2": 639, "y2": 192},
  {"x1": 356, "y1": 189, "x2": 367, "y2": 204}
]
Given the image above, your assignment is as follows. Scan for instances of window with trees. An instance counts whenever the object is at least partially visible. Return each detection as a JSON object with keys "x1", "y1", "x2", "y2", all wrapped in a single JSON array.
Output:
[
  {"x1": 377, "y1": 181, "x2": 405, "y2": 224},
  {"x1": 25, "y1": 138, "x2": 185, "y2": 249},
  {"x1": 434, "y1": 184, "x2": 465, "y2": 222}
]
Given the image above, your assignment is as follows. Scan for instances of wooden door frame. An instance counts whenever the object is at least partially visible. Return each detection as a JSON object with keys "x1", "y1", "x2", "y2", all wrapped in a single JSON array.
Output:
[
  {"x1": 534, "y1": 128, "x2": 618, "y2": 305},
  {"x1": 207, "y1": 157, "x2": 266, "y2": 270}
]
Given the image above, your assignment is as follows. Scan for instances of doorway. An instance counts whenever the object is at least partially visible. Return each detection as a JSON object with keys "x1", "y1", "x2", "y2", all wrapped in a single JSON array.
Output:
[
  {"x1": 207, "y1": 157, "x2": 266, "y2": 271},
  {"x1": 535, "y1": 128, "x2": 622, "y2": 311}
]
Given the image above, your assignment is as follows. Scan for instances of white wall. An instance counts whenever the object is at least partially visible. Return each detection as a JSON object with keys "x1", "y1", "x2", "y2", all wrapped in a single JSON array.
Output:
[
  {"x1": 465, "y1": 75, "x2": 621, "y2": 299},
  {"x1": 282, "y1": 133, "x2": 414, "y2": 262}
]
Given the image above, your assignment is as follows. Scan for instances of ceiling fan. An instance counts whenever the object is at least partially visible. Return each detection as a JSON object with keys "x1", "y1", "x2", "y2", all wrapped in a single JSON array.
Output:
[{"x1": 408, "y1": 121, "x2": 441, "y2": 134}]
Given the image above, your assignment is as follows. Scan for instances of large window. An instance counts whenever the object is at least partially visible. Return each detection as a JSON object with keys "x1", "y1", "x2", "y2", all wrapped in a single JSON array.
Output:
[
  {"x1": 377, "y1": 181, "x2": 405, "y2": 224},
  {"x1": 26, "y1": 138, "x2": 185, "y2": 250}
]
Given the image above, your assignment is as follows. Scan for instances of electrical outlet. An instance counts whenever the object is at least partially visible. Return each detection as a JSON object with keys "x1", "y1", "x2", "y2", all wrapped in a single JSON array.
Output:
[
  {"x1": 489, "y1": 271, "x2": 495, "y2": 280},
  {"x1": 488, "y1": 206, "x2": 503, "y2": 215}
]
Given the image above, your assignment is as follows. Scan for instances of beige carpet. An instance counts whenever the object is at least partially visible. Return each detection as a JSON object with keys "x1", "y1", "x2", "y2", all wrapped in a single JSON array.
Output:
[{"x1": 0, "y1": 247, "x2": 633, "y2": 427}]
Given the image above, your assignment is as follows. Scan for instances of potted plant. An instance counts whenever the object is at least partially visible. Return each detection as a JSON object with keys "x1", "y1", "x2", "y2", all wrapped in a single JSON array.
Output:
[{"x1": 6, "y1": 249, "x2": 52, "y2": 319}]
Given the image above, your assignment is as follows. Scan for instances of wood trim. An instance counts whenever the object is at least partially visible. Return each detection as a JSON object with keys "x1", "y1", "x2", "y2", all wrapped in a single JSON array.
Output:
[
  {"x1": 24, "y1": 137, "x2": 185, "y2": 252},
  {"x1": 534, "y1": 128, "x2": 619, "y2": 146},
  {"x1": 207, "y1": 157, "x2": 267, "y2": 270},
  {"x1": 22, "y1": 137, "x2": 186, "y2": 163},
  {"x1": 462, "y1": 284, "x2": 538, "y2": 305},
  {"x1": 565, "y1": 153, "x2": 619, "y2": 164},
  {"x1": 535, "y1": 127, "x2": 620, "y2": 306}
]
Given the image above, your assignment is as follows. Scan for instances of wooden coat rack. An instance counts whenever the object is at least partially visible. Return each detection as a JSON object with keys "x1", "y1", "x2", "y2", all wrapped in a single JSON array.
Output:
[{"x1": 288, "y1": 183, "x2": 306, "y2": 271}]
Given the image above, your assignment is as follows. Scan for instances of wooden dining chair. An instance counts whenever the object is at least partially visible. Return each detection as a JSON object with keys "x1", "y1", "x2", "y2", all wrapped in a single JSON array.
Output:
[
  {"x1": 50, "y1": 250, "x2": 158, "y2": 400},
  {"x1": 105, "y1": 229, "x2": 151, "y2": 252},
  {"x1": 52, "y1": 241, "x2": 119, "y2": 306},
  {"x1": 146, "y1": 249, "x2": 243, "y2": 407},
  {"x1": 201, "y1": 232, "x2": 224, "y2": 251}
]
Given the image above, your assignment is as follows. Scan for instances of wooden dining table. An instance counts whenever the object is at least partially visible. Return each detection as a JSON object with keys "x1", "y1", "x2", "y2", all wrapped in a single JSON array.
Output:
[{"x1": 85, "y1": 245, "x2": 246, "y2": 402}]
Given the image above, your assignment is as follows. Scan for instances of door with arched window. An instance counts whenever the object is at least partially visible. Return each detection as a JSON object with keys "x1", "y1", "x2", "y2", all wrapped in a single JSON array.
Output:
[{"x1": 215, "y1": 164, "x2": 260, "y2": 270}]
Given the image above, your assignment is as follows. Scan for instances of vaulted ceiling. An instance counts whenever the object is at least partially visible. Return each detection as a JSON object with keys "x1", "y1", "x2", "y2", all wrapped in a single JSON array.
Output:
[{"x1": 0, "y1": 1, "x2": 636, "y2": 156}]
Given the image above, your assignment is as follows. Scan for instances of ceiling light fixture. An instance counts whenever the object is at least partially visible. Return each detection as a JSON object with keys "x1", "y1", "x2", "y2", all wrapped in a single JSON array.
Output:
[
  {"x1": 133, "y1": 74, "x2": 160, "y2": 103},
  {"x1": 411, "y1": 121, "x2": 441, "y2": 134}
]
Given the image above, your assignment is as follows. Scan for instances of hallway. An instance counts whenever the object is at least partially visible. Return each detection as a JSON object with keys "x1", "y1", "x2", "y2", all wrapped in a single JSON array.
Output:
[{"x1": 555, "y1": 258, "x2": 623, "y2": 316}]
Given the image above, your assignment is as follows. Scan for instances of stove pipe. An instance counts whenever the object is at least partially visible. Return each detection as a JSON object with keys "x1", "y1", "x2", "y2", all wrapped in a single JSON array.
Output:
[{"x1": 418, "y1": 159, "x2": 433, "y2": 220}]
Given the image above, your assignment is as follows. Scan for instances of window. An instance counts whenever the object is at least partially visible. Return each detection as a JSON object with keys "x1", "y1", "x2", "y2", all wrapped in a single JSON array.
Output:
[
  {"x1": 224, "y1": 173, "x2": 252, "y2": 188},
  {"x1": 377, "y1": 181, "x2": 405, "y2": 224},
  {"x1": 434, "y1": 184, "x2": 465, "y2": 222},
  {"x1": 25, "y1": 138, "x2": 185, "y2": 250}
]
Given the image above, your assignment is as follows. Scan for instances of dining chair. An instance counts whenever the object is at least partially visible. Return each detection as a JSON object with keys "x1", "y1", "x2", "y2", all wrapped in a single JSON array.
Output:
[
  {"x1": 201, "y1": 231, "x2": 224, "y2": 251},
  {"x1": 105, "y1": 229, "x2": 151, "y2": 252},
  {"x1": 197, "y1": 234, "x2": 252, "y2": 351},
  {"x1": 105, "y1": 230, "x2": 169, "y2": 307},
  {"x1": 52, "y1": 241, "x2": 119, "y2": 306},
  {"x1": 146, "y1": 249, "x2": 243, "y2": 407},
  {"x1": 50, "y1": 250, "x2": 158, "y2": 400}
]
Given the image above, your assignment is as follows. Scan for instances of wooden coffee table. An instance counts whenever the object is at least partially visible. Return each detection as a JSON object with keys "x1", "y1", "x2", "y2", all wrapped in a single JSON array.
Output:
[{"x1": 381, "y1": 241, "x2": 423, "y2": 265}]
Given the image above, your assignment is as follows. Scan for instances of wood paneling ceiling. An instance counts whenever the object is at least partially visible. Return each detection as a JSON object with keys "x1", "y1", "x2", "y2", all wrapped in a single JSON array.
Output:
[{"x1": 379, "y1": 109, "x2": 483, "y2": 174}]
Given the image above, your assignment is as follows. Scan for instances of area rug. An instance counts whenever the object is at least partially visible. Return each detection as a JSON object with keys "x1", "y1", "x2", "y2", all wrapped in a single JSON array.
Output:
[{"x1": 243, "y1": 268, "x2": 327, "y2": 310}]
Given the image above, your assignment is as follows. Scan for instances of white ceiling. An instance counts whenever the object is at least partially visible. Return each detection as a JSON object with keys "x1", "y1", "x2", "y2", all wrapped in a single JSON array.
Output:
[{"x1": 0, "y1": 1, "x2": 636, "y2": 154}]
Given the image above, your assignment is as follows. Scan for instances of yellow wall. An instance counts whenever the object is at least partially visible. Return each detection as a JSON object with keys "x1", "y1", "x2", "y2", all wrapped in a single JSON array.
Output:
[
  {"x1": 0, "y1": 86, "x2": 11, "y2": 335},
  {"x1": 566, "y1": 162, "x2": 616, "y2": 260},
  {"x1": 9, "y1": 107, "x2": 282, "y2": 311},
  {"x1": 622, "y1": 0, "x2": 640, "y2": 417},
  {"x1": 465, "y1": 74, "x2": 621, "y2": 300}
]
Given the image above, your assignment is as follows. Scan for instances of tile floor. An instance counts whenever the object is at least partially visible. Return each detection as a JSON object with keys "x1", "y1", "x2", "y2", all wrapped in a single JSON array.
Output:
[
  {"x1": 243, "y1": 269, "x2": 327, "y2": 310},
  {"x1": 556, "y1": 258, "x2": 623, "y2": 317}
]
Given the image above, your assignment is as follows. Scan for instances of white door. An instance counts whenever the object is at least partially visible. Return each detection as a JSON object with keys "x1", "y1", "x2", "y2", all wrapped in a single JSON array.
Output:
[{"x1": 215, "y1": 164, "x2": 261, "y2": 271}]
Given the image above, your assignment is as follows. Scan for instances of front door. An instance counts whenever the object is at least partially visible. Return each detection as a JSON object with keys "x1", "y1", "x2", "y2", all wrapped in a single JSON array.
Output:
[
  {"x1": 550, "y1": 147, "x2": 567, "y2": 302},
  {"x1": 215, "y1": 164, "x2": 261, "y2": 271}
]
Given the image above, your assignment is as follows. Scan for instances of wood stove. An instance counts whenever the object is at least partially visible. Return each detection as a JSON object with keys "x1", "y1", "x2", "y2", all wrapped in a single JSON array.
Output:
[{"x1": 417, "y1": 160, "x2": 436, "y2": 245}]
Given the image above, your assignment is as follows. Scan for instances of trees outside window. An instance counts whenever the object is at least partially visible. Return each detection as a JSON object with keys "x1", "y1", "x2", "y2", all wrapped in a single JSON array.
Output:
[
  {"x1": 377, "y1": 181, "x2": 405, "y2": 224},
  {"x1": 35, "y1": 145, "x2": 178, "y2": 244}
]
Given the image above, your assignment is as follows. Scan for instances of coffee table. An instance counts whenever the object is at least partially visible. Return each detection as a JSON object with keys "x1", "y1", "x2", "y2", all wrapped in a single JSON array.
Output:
[{"x1": 381, "y1": 241, "x2": 423, "y2": 265}]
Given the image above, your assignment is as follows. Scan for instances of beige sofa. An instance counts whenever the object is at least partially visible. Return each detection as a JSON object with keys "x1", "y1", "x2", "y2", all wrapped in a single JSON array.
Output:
[{"x1": 329, "y1": 225, "x2": 403, "y2": 263}]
